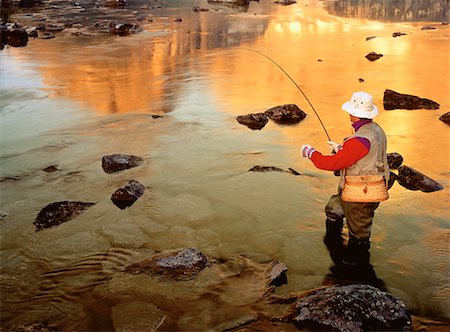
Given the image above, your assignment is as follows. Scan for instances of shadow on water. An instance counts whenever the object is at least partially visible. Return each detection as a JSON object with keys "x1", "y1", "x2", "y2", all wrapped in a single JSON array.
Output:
[{"x1": 321, "y1": 230, "x2": 387, "y2": 290}]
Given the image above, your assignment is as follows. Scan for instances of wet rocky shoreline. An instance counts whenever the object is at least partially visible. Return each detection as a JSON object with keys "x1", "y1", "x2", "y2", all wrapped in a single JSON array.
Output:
[{"x1": 2, "y1": 146, "x2": 440, "y2": 330}]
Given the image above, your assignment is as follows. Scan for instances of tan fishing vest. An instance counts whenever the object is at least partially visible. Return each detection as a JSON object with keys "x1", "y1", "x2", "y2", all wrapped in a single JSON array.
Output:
[{"x1": 339, "y1": 122, "x2": 390, "y2": 190}]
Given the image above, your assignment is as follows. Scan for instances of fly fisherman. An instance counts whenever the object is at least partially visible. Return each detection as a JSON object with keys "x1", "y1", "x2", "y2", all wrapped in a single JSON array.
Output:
[{"x1": 301, "y1": 92, "x2": 389, "y2": 272}]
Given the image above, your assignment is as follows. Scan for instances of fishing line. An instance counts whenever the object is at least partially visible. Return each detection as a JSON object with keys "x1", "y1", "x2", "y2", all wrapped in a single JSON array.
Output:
[{"x1": 238, "y1": 48, "x2": 331, "y2": 141}]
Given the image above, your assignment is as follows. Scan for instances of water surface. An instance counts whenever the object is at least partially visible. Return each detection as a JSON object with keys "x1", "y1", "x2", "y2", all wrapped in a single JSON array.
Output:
[{"x1": 1, "y1": 0, "x2": 449, "y2": 330}]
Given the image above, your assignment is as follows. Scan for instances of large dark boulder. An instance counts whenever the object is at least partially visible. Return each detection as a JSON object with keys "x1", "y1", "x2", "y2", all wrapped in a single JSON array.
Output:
[
  {"x1": 439, "y1": 112, "x2": 450, "y2": 125},
  {"x1": 33, "y1": 201, "x2": 95, "y2": 231},
  {"x1": 290, "y1": 284, "x2": 411, "y2": 331},
  {"x1": 111, "y1": 179, "x2": 145, "y2": 209},
  {"x1": 125, "y1": 248, "x2": 208, "y2": 281},
  {"x1": 387, "y1": 152, "x2": 403, "y2": 169},
  {"x1": 264, "y1": 104, "x2": 306, "y2": 125},
  {"x1": 383, "y1": 89, "x2": 440, "y2": 110},
  {"x1": 0, "y1": 26, "x2": 29, "y2": 47},
  {"x1": 101, "y1": 154, "x2": 144, "y2": 173},
  {"x1": 236, "y1": 113, "x2": 269, "y2": 130},
  {"x1": 397, "y1": 165, "x2": 444, "y2": 192}
]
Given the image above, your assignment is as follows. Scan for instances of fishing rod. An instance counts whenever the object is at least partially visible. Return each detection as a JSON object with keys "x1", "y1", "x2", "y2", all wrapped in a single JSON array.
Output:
[{"x1": 240, "y1": 48, "x2": 331, "y2": 141}]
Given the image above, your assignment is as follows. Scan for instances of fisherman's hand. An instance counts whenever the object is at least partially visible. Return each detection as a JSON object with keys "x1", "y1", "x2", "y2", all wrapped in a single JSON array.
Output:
[
  {"x1": 327, "y1": 141, "x2": 343, "y2": 154},
  {"x1": 301, "y1": 145, "x2": 316, "y2": 159}
]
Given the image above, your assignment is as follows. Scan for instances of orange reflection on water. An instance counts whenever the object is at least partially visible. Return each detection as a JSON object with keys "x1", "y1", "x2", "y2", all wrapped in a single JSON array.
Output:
[{"x1": 7, "y1": 2, "x2": 449, "y2": 137}]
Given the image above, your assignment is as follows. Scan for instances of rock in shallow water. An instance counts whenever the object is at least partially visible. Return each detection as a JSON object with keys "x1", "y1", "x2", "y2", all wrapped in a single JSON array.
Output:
[
  {"x1": 111, "y1": 179, "x2": 145, "y2": 209},
  {"x1": 248, "y1": 165, "x2": 301, "y2": 175},
  {"x1": 264, "y1": 104, "x2": 307, "y2": 124},
  {"x1": 111, "y1": 301, "x2": 165, "y2": 332},
  {"x1": 397, "y1": 165, "x2": 444, "y2": 192},
  {"x1": 383, "y1": 89, "x2": 440, "y2": 110},
  {"x1": 124, "y1": 248, "x2": 208, "y2": 281},
  {"x1": 236, "y1": 113, "x2": 269, "y2": 130},
  {"x1": 33, "y1": 201, "x2": 95, "y2": 231},
  {"x1": 290, "y1": 284, "x2": 411, "y2": 331},
  {"x1": 365, "y1": 52, "x2": 383, "y2": 61},
  {"x1": 102, "y1": 154, "x2": 144, "y2": 173},
  {"x1": 0, "y1": 26, "x2": 29, "y2": 47},
  {"x1": 439, "y1": 112, "x2": 450, "y2": 125},
  {"x1": 387, "y1": 152, "x2": 403, "y2": 169}
]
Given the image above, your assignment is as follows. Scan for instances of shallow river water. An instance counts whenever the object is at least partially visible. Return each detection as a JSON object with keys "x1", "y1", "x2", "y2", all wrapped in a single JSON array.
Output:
[{"x1": 1, "y1": 0, "x2": 449, "y2": 330}]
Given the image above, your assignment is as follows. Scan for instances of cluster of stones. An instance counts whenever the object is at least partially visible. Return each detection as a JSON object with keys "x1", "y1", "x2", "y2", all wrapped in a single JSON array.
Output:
[
  {"x1": 236, "y1": 104, "x2": 307, "y2": 130},
  {"x1": 387, "y1": 152, "x2": 442, "y2": 192},
  {"x1": 119, "y1": 247, "x2": 412, "y2": 331},
  {"x1": 0, "y1": 0, "x2": 167, "y2": 49},
  {"x1": 364, "y1": 24, "x2": 444, "y2": 62},
  {"x1": 33, "y1": 153, "x2": 148, "y2": 231}
]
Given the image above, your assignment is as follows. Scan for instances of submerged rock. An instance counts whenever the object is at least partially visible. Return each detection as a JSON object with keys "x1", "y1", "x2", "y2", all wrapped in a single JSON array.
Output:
[
  {"x1": 33, "y1": 201, "x2": 95, "y2": 231},
  {"x1": 392, "y1": 32, "x2": 407, "y2": 37},
  {"x1": 439, "y1": 112, "x2": 450, "y2": 125},
  {"x1": 111, "y1": 301, "x2": 165, "y2": 332},
  {"x1": 248, "y1": 165, "x2": 301, "y2": 176},
  {"x1": 236, "y1": 113, "x2": 269, "y2": 130},
  {"x1": 42, "y1": 165, "x2": 59, "y2": 172},
  {"x1": 397, "y1": 165, "x2": 444, "y2": 192},
  {"x1": 101, "y1": 154, "x2": 144, "y2": 173},
  {"x1": 387, "y1": 152, "x2": 403, "y2": 169},
  {"x1": 383, "y1": 89, "x2": 440, "y2": 110},
  {"x1": 366, "y1": 36, "x2": 377, "y2": 41},
  {"x1": 290, "y1": 284, "x2": 411, "y2": 331},
  {"x1": 264, "y1": 104, "x2": 307, "y2": 125},
  {"x1": 111, "y1": 179, "x2": 145, "y2": 209},
  {"x1": 365, "y1": 52, "x2": 383, "y2": 61},
  {"x1": 125, "y1": 248, "x2": 208, "y2": 281},
  {"x1": 249, "y1": 165, "x2": 285, "y2": 173},
  {"x1": 421, "y1": 25, "x2": 437, "y2": 30}
]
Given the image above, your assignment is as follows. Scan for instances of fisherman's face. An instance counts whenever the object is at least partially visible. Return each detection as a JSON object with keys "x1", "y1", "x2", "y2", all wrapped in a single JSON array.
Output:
[{"x1": 350, "y1": 115, "x2": 360, "y2": 123}]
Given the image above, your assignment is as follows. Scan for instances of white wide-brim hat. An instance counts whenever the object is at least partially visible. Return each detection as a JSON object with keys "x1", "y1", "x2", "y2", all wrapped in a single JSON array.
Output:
[{"x1": 342, "y1": 91, "x2": 379, "y2": 119}]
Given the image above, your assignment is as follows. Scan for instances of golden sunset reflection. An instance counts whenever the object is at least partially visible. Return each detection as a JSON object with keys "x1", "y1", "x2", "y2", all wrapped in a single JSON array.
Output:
[
  {"x1": 1, "y1": 2, "x2": 449, "y2": 328},
  {"x1": 5, "y1": 2, "x2": 447, "y2": 179},
  {"x1": 6, "y1": 4, "x2": 447, "y2": 124}
]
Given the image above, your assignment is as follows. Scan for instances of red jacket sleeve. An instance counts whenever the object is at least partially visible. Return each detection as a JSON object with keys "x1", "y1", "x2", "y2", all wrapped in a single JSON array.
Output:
[{"x1": 310, "y1": 138, "x2": 370, "y2": 171}]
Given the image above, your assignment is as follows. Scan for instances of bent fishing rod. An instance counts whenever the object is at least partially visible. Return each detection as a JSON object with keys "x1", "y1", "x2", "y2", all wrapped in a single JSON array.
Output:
[{"x1": 239, "y1": 48, "x2": 331, "y2": 141}]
